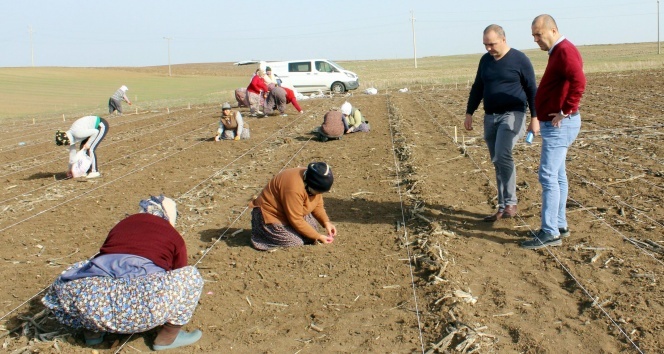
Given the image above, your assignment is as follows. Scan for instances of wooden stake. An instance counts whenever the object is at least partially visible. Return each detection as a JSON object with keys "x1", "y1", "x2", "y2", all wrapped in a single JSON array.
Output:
[
  {"x1": 62, "y1": 114, "x2": 65, "y2": 121},
  {"x1": 33, "y1": 118, "x2": 35, "y2": 124},
  {"x1": 454, "y1": 126, "x2": 457, "y2": 143}
]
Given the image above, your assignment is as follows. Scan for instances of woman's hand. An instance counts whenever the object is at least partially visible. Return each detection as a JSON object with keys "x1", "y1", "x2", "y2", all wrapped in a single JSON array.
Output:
[
  {"x1": 318, "y1": 234, "x2": 334, "y2": 244},
  {"x1": 323, "y1": 222, "x2": 337, "y2": 238}
]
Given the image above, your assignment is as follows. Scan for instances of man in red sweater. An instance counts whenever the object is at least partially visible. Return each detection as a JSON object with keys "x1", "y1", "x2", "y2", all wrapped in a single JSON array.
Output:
[{"x1": 522, "y1": 14, "x2": 586, "y2": 250}]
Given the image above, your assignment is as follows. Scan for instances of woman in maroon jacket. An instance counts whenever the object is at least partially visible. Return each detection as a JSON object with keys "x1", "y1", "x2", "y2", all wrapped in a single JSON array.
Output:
[{"x1": 42, "y1": 196, "x2": 204, "y2": 351}]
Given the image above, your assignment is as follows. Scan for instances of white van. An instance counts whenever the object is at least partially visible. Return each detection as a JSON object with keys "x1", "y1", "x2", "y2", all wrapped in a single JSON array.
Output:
[{"x1": 259, "y1": 59, "x2": 359, "y2": 94}]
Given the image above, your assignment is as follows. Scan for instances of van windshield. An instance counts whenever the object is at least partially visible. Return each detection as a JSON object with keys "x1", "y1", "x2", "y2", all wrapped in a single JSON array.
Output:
[{"x1": 327, "y1": 60, "x2": 346, "y2": 71}]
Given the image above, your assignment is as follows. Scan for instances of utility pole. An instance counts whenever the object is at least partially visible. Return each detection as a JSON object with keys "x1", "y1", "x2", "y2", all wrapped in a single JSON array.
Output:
[
  {"x1": 28, "y1": 25, "x2": 35, "y2": 67},
  {"x1": 163, "y1": 37, "x2": 172, "y2": 76},
  {"x1": 410, "y1": 11, "x2": 417, "y2": 68}
]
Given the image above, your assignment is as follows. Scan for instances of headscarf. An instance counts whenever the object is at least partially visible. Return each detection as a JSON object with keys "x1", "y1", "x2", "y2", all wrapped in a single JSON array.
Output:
[
  {"x1": 139, "y1": 195, "x2": 177, "y2": 226},
  {"x1": 341, "y1": 102, "x2": 352, "y2": 116},
  {"x1": 303, "y1": 162, "x2": 334, "y2": 192},
  {"x1": 55, "y1": 130, "x2": 70, "y2": 146}
]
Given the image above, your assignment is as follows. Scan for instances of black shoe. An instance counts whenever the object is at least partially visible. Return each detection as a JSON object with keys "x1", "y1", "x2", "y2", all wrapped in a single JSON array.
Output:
[
  {"x1": 521, "y1": 230, "x2": 561, "y2": 249},
  {"x1": 559, "y1": 227, "x2": 570, "y2": 238},
  {"x1": 318, "y1": 135, "x2": 329, "y2": 142}
]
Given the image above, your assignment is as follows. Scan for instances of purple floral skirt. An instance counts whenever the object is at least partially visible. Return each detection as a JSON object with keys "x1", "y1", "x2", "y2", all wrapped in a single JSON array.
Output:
[{"x1": 42, "y1": 262, "x2": 203, "y2": 333}]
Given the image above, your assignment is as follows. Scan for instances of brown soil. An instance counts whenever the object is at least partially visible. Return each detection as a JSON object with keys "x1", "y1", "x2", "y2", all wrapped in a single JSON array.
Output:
[{"x1": 0, "y1": 69, "x2": 662, "y2": 354}]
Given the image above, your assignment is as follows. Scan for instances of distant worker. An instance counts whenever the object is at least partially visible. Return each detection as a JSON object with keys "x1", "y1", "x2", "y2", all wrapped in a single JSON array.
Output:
[
  {"x1": 234, "y1": 87, "x2": 248, "y2": 107},
  {"x1": 55, "y1": 115, "x2": 109, "y2": 179},
  {"x1": 246, "y1": 69, "x2": 269, "y2": 117},
  {"x1": 215, "y1": 102, "x2": 250, "y2": 141},
  {"x1": 108, "y1": 85, "x2": 132, "y2": 115},
  {"x1": 264, "y1": 86, "x2": 304, "y2": 116},
  {"x1": 263, "y1": 66, "x2": 279, "y2": 87},
  {"x1": 340, "y1": 101, "x2": 370, "y2": 134},
  {"x1": 41, "y1": 196, "x2": 204, "y2": 350},
  {"x1": 250, "y1": 162, "x2": 337, "y2": 250},
  {"x1": 314, "y1": 110, "x2": 345, "y2": 142}
]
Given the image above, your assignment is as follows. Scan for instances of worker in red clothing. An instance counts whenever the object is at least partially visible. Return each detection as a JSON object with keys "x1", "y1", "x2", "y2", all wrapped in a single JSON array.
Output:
[
  {"x1": 264, "y1": 85, "x2": 304, "y2": 116},
  {"x1": 521, "y1": 14, "x2": 586, "y2": 250},
  {"x1": 246, "y1": 69, "x2": 269, "y2": 117},
  {"x1": 42, "y1": 196, "x2": 204, "y2": 350}
]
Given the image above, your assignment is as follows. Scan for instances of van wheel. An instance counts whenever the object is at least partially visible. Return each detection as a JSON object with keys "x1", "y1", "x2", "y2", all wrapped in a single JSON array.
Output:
[{"x1": 331, "y1": 82, "x2": 345, "y2": 94}]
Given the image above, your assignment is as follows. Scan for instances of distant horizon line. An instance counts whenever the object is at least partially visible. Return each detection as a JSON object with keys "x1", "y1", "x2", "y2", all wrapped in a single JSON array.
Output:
[{"x1": 1, "y1": 41, "x2": 659, "y2": 69}]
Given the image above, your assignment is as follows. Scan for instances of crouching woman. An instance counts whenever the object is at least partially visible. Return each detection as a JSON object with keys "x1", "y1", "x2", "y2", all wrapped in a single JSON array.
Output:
[
  {"x1": 250, "y1": 162, "x2": 338, "y2": 250},
  {"x1": 215, "y1": 102, "x2": 250, "y2": 141},
  {"x1": 41, "y1": 196, "x2": 204, "y2": 351}
]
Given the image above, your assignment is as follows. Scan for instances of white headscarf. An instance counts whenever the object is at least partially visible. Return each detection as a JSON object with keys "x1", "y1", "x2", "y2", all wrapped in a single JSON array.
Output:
[
  {"x1": 139, "y1": 195, "x2": 177, "y2": 226},
  {"x1": 341, "y1": 101, "x2": 352, "y2": 116}
]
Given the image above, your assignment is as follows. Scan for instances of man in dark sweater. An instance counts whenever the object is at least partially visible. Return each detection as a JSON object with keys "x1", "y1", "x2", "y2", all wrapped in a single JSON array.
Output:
[
  {"x1": 465, "y1": 24, "x2": 537, "y2": 222},
  {"x1": 521, "y1": 14, "x2": 586, "y2": 250}
]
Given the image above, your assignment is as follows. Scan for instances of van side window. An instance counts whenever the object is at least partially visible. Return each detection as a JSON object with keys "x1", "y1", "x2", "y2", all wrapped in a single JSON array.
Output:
[
  {"x1": 316, "y1": 61, "x2": 334, "y2": 73},
  {"x1": 289, "y1": 62, "x2": 311, "y2": 73}
]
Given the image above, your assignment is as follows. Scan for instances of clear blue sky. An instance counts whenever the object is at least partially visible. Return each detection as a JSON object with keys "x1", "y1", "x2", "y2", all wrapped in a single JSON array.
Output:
[{"x1": 1, "y1": 0, "x2": 660, "y2": 67}]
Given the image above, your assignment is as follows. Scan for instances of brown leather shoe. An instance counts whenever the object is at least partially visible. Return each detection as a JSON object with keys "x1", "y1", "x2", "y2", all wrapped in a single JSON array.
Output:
[
  {"x1": 483, "y1": 210, "x2": 504, "y2": 222},
  {"x1": 502, "y1": 205, "x2": 518, "y2": 218}
]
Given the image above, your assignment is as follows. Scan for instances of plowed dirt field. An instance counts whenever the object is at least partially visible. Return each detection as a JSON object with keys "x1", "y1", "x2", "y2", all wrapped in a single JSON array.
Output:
[{"x1": 0, "y1": 69, "x2": 662, "y2": 353}]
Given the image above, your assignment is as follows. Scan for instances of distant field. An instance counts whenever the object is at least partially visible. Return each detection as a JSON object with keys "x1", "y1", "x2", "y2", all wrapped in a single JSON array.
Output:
[
  {"x1": 1, "y1": 42, "x2": 662, "y2": 121},
  {"x1": 0, "y1": 67, "x2": 248, "y2": 121}
]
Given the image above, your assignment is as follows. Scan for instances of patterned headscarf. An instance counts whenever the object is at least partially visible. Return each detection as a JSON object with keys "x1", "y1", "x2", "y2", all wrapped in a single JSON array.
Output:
[
  {"x1": 139, "y1": 195, "x2": 177, "y2": 226},
  {"x1": 55, "y1": 130, "x2": 70, "y2": 146}
]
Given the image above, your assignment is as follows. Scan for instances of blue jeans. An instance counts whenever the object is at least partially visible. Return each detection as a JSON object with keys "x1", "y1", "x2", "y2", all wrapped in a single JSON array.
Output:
[
  {"x1": 484, "y1": 111, "x2": 526, "y2": 209},
  {"x1": 538, "y1": 113, "x2": 581, "y2": 236}
]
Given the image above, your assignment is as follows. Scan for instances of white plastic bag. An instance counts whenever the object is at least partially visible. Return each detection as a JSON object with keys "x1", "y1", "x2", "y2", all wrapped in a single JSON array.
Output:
[{"x1": 72, "y1": 150, "x2": 92, "y2": 178}]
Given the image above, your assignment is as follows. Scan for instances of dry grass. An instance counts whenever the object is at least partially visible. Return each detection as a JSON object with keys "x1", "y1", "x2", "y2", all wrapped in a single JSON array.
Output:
[{"x1": 1, "y1": 42, "x2": 663, "y2": 122}]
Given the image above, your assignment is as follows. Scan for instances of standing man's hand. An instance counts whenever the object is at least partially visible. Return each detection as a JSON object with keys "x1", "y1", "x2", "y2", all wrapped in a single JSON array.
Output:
[
  {"x1": 528, "y1": 117, "x2": 540, "y2": 135},
  {"x1": 549, "y1": 112, "x2": 565, "y2": 127},
  {"x1": 464, "y1": 114, "x2": 474, "y2": 131}
]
